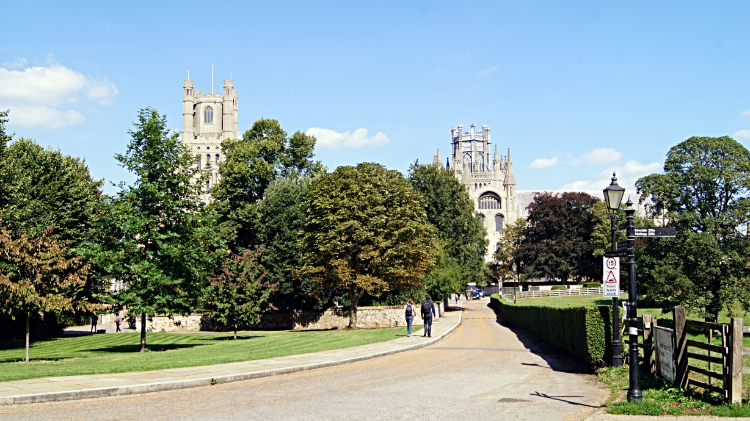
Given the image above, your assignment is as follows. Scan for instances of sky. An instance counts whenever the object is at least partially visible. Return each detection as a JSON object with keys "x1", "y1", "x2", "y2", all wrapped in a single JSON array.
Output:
[{"x1": 2, "y1": 1, "x2": 749, "y2": 196}]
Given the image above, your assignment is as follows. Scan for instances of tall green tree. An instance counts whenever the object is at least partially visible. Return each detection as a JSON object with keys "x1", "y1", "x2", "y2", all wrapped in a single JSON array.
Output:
[
  {"x1": 0, "y1": 226, "x2": 92, "y2": 362},
  {"x1": 636, "y1": 136, "x2": 750, "y2": 321},
  {"x1": 493, "y1": 218, "x2": 526, "y2": 283},
  {"x1": 211, "y1": 118, "x2": 324, "y2": 250},
  {"x1": 204, "y1": 248, "x2": 277, "y2": 339},
  {"x1": 90, "y1": 107, "x2": 226, "y2": 351},
  {"x1": 514, "y1": 192, "x2": 599, "y2": 284},
  {"x1": 300, "y1": 163, "x2": 439, "y2": 327},
  {"x1": 254, "y1": 176, "x2": 324, "y2": 312},
  {"x1": 407, "y1": 163, "x2": 489, "y2": 286}
]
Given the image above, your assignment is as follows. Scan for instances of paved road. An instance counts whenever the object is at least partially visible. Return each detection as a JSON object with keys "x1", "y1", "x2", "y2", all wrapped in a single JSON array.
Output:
[{"x1": 1, "y1": 300, "x2": 608, "y2": 421}]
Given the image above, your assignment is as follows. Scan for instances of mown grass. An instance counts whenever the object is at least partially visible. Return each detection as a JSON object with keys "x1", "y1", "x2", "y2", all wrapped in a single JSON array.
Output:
[{"x1": 0, "y1": 324, "x2": 422, "y2": 382}]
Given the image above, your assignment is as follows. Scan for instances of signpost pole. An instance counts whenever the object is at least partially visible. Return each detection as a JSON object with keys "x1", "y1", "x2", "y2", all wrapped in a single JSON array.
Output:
[
  {"x1": 611, "y1": 214, "x2": 623, "y2": 367},
  {"x1": 625, "y1": 199, "x2": 642, "y2": 402}
]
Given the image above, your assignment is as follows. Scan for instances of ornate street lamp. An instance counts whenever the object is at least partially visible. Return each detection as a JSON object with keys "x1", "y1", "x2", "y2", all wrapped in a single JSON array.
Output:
[{"x1": 603, "y1": 173, "x2": 625, "y2": 368}]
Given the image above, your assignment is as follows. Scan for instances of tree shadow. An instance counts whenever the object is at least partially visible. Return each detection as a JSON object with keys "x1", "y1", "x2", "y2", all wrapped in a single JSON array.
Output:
[
  {"x1": 206, "y1": 334, "x2": 265, "y2": 341},
  {"x1": 490, "y1": 305, "x2": 590, "y2": 374},
  {"x1": 0, "y1": 356, "x2": 73, "y2": 363},
  {"x1": 89, "y1": 344, "x2": 203, "y2": 353}
]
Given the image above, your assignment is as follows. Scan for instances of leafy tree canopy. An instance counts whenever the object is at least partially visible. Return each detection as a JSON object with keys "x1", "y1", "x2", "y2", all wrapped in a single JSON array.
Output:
[
  {"x1": 514, "y1": 192, "x2": 599, "y2": 284},
  {"x1": 493, "y1": 218, "x2": 526, "y2": 281},
  {"x1": 636, "y1": 136, "x2": 750, "y2": 320},
  {"x1": 89, "y1": 107, "x2": 226, "y2": 351},
  {"x1": 211, "y1": 118, "x2": 325, "y2": 250},
  {"x1": 300, "y1": 163, "x2": 438, "y2": 327},
  {"x1": 204, "y1": 248, "x2": 277, "y2": 339},
  {"x1": 407, "y1": 163, "x2": 489, "y2": 285}
]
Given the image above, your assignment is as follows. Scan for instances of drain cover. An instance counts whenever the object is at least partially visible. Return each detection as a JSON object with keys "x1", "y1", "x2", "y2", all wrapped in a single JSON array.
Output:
[{"x1": 497, "y1": 398, "x2": 530, "y2": 403}]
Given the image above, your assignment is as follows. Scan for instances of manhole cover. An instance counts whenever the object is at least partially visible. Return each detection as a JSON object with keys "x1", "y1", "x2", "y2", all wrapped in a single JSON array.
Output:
[{"x1": 497, "y1": 398, "x2": 530, "y2": 403}]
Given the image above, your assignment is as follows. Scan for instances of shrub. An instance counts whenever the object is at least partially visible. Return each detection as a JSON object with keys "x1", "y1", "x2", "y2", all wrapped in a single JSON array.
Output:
[
  {"x1": 489, "y1": 294, "x2": 613, "y2": 371},
  {"x1": 583, "y1": 282, "x2": 600, "y2": 288},
  {"x1": 550, "y1": 285, "x2": 567, "y2": 290}
]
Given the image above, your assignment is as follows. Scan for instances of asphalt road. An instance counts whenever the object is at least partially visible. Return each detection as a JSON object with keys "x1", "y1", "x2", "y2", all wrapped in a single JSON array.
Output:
[{"x1": 1, "y1": 300, "x2": 608, "y2": 421}]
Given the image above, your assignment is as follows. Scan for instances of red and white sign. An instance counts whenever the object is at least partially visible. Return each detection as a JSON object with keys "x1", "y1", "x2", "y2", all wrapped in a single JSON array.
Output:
[{"x1": 603, "y1": 257, "x2": 620, "y2": 297}]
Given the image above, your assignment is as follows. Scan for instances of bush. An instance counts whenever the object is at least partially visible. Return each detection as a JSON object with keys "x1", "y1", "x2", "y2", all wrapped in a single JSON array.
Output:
[
  {"x1": 489, "y1": 294, "x2": 613, "y2": 371},
  {"x1": 583, "y1": 282, "x2": 600, "y2": 288},
  {"x1": 550, "y1": 285, "x2": 567, "y2": 290}
]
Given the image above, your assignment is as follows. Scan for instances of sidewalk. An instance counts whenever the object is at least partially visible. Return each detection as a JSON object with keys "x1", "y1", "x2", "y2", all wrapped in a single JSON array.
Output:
[{"x1": 0, "y1": 304, "x2": 463, "y2": 406}]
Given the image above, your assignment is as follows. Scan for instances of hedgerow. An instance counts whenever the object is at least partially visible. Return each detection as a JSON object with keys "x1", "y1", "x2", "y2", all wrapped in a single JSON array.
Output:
[{"x1": 489, "y1": 294, "x2": 614, "y2": 371}]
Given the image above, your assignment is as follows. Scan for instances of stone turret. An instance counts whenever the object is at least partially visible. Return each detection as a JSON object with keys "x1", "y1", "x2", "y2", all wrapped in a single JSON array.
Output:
[{"x1": 433, "y1": 148, "x2": 442, "y2": 167}]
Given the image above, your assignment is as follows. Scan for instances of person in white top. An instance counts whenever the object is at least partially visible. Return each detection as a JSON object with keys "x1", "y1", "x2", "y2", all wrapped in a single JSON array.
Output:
[{"x1": 403, "y1": 298, "x2": 416, "y2": 337}]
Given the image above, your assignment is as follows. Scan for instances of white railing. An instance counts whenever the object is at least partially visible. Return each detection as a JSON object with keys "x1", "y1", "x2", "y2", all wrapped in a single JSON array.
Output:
[{"x1": 502, "y1": 287, "x2": 621, "y2": 300}]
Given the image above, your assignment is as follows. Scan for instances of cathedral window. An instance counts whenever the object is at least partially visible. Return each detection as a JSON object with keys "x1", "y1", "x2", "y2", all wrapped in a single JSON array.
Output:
[
  {"x1": 215, "y1": 154, "x2": 220, "y2": 164},
  {"x1": 478, "y1": 192, "x2": 501, "y2": 210},
  {"x1": 207, "y1": 154, "x2": 211, "y2": 167},
  {"x1": 495, "y1": 214, "x2": 504, "y2": 232},
  {"x1": 197, "y1": 154, "x2": 201, "y2": 169},
  {"x1": 480, "y1": 214, "x2": 485, "y2": 225},
  {"x1": 204, "y1": 106, "x2": 214, "y2": 124}
]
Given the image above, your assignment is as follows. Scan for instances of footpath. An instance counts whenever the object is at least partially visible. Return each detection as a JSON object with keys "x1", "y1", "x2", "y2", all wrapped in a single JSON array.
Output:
[{"x1": 0, "y1": 304, "x2": 462, "y2": 406}]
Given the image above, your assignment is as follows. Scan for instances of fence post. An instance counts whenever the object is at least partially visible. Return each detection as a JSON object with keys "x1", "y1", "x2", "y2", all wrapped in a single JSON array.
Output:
[
  {"x1": 642, "y1": 314, "x2": 654, "y2": 374},
  {"x1": 653, "y1": 318, "x2": 661, "y2": 375},
  {"x1": 729, "y1": 317, "x2": 743, "y2": 404},
  {"x1": 673, "y1": 305, "x2": 688, "y2": 387}
]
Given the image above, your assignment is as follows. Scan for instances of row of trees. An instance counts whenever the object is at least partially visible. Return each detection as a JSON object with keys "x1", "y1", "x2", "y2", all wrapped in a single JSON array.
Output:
[
  {"x1": 495, "y1": 135, "x2": 750, "y2": 323},
  {"x1": 0, "y1": 107, "x2": 491, "y2": 357}
]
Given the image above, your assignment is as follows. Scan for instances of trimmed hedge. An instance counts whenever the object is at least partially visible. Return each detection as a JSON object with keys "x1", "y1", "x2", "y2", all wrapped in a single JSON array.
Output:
[
  {"x1": 489, "y1": 294, "x2": 613, "y2": 371},
  {"x1": 550, "y1": 285, "x2": 567, "y2": 290},
  {"x1": 583, "y1": 282, "x2": 601, "y2": 288}
]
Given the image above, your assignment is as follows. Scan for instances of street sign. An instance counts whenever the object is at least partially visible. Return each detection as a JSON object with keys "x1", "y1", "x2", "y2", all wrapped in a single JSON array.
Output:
[
  {"x1": 604, "y1": 251, "x2": 627, "y2": 258},
  {"x1": 655, "y1": 326, "x2": 675, "y2": 384},
  {"x1": 603, "y1": 257, "x2": 620, "y2": 297},
  {"x1": 632, "y1": 227, "x2": 677, "y2": 238}
]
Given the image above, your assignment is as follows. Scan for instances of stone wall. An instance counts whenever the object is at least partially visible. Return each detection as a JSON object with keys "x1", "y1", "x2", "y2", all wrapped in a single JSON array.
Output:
[{"x1": 143, "y1": 305, "x2": 438, "y2": 333}]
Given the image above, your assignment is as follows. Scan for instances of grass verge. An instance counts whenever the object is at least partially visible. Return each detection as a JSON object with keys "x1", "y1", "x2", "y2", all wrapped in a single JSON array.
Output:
[{"x1": 0, "y1": 324, "x2": 422, "y2": 382}]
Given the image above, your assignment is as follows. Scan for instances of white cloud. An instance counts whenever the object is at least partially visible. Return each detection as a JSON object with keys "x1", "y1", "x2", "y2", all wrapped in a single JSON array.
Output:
[
  {"x1": 2, "y1": 57, "x2": 28, "y2": 69},
  {"x1": 560, "y1": 160, "x2": 662, "y2": 192},
  {"x1": 581, "y1": 147, "x2": 622, "y2": 164},
  {"x1": 734, "y1": 129, "x2": 750, "y2": 139},
  {"x1": 306, "y1": 127, "x2": 389, "y2": 149},
  {"x1": 479, "y1": 66, "x2": 497, "y2": 76},
  {"x1": 529, "y1": 157, "x2": 558, "y2": 168},
  {"x1": 0, "y1": 61, "x2": 118, "y2": 128},
  {"x1": 7, "y1": 105, "x2": 85, "y2": 128},
  {"x1": 741, "y1": 109, "x2": 750, "y2": 117}
]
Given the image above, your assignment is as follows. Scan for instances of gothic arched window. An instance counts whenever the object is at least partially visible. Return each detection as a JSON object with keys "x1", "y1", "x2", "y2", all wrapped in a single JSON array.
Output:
[
  {"x1": 197, "y1": 154, "x2": 202, "y2": 169},
  {"x1": 206, "y1": 154, "x2": 211, "y2": 167},
  {"x1": 495, "y1": 214, "x2": 504, "y2": 232},
  {"x1": 480, "y1": 214, "x2": 485, "y2": 225},
  {"x1": 215, "y1": 154, "x2": 220, "y2": 164},
  {"x1": 478, "y1": 192, "x2": 501, "y2": 210},
  {"x1": 204, "y1": 106, "x2": 214, "y2": 124}
]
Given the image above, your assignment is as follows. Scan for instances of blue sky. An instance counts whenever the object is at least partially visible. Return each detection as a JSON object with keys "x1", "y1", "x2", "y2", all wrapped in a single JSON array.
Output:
[{"x1": 2, "y1": 1, "x2": 749, "y2": 195}]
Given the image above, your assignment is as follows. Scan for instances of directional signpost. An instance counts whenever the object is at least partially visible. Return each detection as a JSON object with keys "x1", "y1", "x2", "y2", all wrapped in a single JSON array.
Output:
[
  {"x1": 603, "y1": 257, "x2": 620, "y2": 298},
  {"x1": 632, "y1": 227, "x2": 676, "y2": 238}
]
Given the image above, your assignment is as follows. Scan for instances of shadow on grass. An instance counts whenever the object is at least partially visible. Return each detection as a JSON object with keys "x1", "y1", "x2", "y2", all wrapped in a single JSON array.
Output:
[
  {"x1": 89, "y1": 344, "x2": 203, "y2": 353},
  {"x1": 207, "y1": 335, "x2": 265, "y2": 341},
  {"x1": 0, "y1": 357, "x2": 73, "y2": 363}
]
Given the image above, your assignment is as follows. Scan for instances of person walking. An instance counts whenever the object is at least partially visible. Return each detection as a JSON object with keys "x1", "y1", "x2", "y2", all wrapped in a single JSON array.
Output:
[
  {"x1": 115, "y1": 315, "x2": 122, "y2": 333},
  {"x1": 403, "y1": 298, "x2": 416, "y2": 337},
  {"x1": 90, "y1": 314, "x2": 98, "y2": 333},
  {"x1": 421, "y1": 294, "x2": 435, "y2": 338}
]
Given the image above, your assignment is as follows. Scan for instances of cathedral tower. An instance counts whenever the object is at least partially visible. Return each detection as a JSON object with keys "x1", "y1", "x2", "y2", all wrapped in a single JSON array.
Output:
[
  {"x1": 437, "y1": 123, "x2": 519, "y2": 261},
  {"x1": 181, "y1": 77, "x2": 239, "y2": 200}
]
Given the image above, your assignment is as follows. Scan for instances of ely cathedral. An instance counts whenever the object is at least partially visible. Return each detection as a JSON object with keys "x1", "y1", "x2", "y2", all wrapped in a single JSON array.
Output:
[{"x1": 434, "y1": 124, "x2": 519, "y2": 261}]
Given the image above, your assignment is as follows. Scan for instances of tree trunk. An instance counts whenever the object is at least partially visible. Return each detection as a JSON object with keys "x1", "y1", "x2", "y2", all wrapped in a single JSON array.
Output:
[
  {"x1": 348, "y1": 285, "x2": 362, "y2": 328},
  {"x1": 25, "y1": 312, "x2": 30, "y2": 363},
  {"x1": 140, "y1": 313, "x2": 147, "y2": 352},
  {"x1": 233, "y1": 327, "x2": 237, "y2": 340}
]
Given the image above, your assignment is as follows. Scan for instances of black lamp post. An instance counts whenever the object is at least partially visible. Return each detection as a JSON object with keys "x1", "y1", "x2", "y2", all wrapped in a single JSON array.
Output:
[
  {"x1": 511, "y1": 261, "x2": 517, "y2": 304},
  {"x1": 624, "y1": 199, "x2": 642, "y2": 402},
  {"x1": 603, "y1": 173, "x2": 625, "y2": 368}
]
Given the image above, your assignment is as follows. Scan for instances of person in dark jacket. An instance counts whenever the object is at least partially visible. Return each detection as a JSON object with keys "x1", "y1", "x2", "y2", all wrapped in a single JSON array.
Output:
[{"x1": 421, "y1": 294, "x2": 435, "y2": 337}]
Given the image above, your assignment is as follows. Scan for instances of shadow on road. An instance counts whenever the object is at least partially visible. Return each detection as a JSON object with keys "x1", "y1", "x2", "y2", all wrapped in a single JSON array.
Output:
[
  {"x1": 489, "y1": 304, "x2": 589, "y2": 374},
  {"x1": 530, "y1": 391, "x2": 602, "y2": 408}
]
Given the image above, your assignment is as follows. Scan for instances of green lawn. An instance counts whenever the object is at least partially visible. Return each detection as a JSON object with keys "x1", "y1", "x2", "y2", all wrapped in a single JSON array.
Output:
[{"x1": 0, "y1": 325, "x2": 422, "y2": 382}]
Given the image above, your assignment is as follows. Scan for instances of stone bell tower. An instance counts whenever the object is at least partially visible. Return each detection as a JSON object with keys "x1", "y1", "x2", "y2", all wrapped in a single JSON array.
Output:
[{"x1": 181, "y1": 76, "x2": 239, "y2": 199}]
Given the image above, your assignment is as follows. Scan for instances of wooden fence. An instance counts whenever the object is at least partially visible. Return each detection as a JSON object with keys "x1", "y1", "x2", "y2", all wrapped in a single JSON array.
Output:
[
  {"x1": 503, "y1": 287, "x2": 609, "y2": 300},
  {"x1": 642, "y1": 306, "x2": 743, "y2": 403}
]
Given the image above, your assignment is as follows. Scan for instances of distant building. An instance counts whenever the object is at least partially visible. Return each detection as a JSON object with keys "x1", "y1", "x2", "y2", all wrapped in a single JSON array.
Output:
[
  {"x1": 434, "y1": 123, "x2": 519, "y2": 261},
  {"x1": 181, "y1": 78, "x2": 239, "y2": 199}
]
